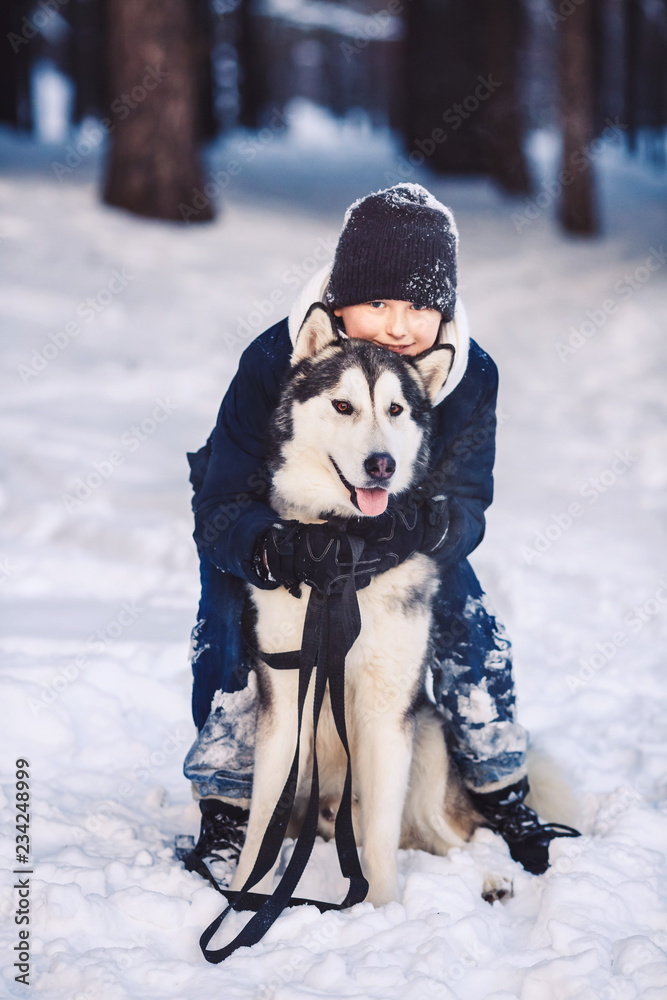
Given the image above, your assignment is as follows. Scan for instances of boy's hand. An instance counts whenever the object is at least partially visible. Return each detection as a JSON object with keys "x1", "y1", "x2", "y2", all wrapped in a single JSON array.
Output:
[
  {"x1": 253, "y1": 520, "x2": 404, "y2": 596},
  {"x1": 251, "y1": 493, "x2": 449, "y2": 596},
  {"x1": 254, "y1": 520, "x2": 387, "y2": 596},
  {"x1": 347, "y1": 490, "x2": 450, "y2": 557}
]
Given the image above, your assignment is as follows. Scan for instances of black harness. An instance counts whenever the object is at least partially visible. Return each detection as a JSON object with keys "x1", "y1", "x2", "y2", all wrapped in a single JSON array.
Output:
[{"x1": 195, "y1": 537, "x2": 369, "y2": 963}]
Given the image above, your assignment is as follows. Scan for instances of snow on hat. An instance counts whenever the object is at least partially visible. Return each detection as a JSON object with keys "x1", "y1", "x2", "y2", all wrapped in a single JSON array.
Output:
[{"x1": 325, "y1": 183, "x2": 458, "y2": 320}]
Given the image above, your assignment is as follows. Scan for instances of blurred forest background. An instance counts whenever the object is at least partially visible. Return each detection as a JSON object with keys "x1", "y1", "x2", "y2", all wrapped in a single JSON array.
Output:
[
  {"x1": 1, "y1": 10, "x2": 667, "y2": 992},
  {"x1": 1, "y1": 0, "x2": 666, "y2": 233}
]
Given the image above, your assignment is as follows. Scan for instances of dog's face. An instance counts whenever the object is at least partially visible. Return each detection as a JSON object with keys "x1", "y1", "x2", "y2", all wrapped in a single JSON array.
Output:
[{"x1": 268, "y1": 303, "x2": 454, "y2": 520}]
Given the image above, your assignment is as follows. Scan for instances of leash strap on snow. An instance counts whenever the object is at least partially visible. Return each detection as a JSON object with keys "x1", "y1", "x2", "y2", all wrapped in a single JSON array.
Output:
[{"x1": 199, "y1": 537, "x2": 369, "y2": 964}]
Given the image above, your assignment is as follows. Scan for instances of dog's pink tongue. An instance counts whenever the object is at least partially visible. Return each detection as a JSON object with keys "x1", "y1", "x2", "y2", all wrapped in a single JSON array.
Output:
[{"x1": 356, "y1": 487, "x2": 389, "y2": 515}]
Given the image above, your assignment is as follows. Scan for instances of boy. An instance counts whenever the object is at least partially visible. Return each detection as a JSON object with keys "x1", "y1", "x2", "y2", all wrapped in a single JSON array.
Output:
[{"x1": 182, "y1": 183, "x2": 578, "y2": 879}]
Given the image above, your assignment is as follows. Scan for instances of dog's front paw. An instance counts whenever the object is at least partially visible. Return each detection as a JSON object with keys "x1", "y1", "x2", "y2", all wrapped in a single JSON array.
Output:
[
  {"x1": 481, "y1": 874, "x2": 514, "y2": 904},
  {"x1": 365, "y1": 877, "x2": 399, "y2": 907}
]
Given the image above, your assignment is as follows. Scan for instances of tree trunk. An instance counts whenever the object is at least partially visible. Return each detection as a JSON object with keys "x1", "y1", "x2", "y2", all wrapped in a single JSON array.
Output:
[
  {"x1": 404, "y1": 0, "x2": 483, "y2": 174},
  {"x1": 482, "y1": 0, "x2": 531, "y2": 193},
  {"x1": 556, "y1": 0, "x2": 598, "y2": 234},
  {"x1": 103, "y1": 0, "x2": 213, "y2": 222},
  {"x1": 70, "y1": 0, "x2": 108, "y2": 124},
  {"x1": 624, "y1": 0, "x2": 641, "y2": 152},
  {"x1": 237, "y1": 0, "x2": 269, "y2": 128},
  {"x1": 193, "y1": 0, "x2": 217, "y2": 140},
  {"x1": 0, "y1": 0, "x2": 33, "y2": 129},
  {"x1": 404, "y1": 0, "x2": 530, "y2": 192}
]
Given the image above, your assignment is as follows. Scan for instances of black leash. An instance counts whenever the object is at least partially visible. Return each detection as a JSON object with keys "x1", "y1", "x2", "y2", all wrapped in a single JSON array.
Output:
[{"x1": 197, "y1": 538, "x2": 369, "y2": 963}]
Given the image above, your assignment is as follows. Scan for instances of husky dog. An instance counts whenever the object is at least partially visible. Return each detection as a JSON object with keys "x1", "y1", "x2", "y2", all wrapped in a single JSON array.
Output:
[{"x1": 231, "y1": 303, "x2": 485, "y2": 906}]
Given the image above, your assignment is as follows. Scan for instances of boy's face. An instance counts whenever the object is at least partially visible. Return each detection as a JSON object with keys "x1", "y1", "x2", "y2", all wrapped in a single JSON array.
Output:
[{"x1": 333, "y1": 300, "x2": 442, "y2": 356}]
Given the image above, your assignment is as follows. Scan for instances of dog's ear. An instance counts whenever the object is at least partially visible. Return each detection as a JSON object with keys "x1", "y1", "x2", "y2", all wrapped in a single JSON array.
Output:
[
  {"x1": 412, "y1": 344, "x2": 455, "y2": 403},
  {"x1": 292, "y1": 302, "x2": 341, "y2": 365}
]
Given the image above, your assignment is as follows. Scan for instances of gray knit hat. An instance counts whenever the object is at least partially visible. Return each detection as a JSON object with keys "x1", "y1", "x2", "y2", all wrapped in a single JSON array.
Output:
[{"x1": 325, "y1": 183, "x2": 458, "y2": 320}]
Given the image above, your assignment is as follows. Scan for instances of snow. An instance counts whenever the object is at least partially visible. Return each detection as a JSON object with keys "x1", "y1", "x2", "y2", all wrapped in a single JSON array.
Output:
[
  {"x1": 183, "y1": 677, "x2": 256, "y2": 799},
  {"x1": 260, "y1": 0, "x2": 403, "y2": 41},
  {"x1": 2, "y1": 101, "x2": 667, "y2": 997},
  {"x1": 457, "y1": 680, "x2": 499, "y2": 727},
  {"x1": 341, "y1": 181, "x2": 459, "y2": 237},
  {"x1": 31, "y1": 61, "x2": 74, "y2": 146}
]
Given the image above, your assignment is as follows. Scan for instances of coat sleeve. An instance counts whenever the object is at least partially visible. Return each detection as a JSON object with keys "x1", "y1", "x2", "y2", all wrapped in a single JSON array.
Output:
[
  {"x1": 426, "y1": 356, "x2": 498, "y2": 570},
  {"x1": 190, "y1": 338, "x2": 282, "y2": 583}
]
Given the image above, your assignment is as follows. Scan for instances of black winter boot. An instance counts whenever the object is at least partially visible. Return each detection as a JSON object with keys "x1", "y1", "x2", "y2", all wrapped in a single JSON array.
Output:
[
  {"x1": 469, "y1": 777, "x2": 580, "y2": 875},
  {"x1": 180, "y1": 799, "x2": 249, "y2": 875}
]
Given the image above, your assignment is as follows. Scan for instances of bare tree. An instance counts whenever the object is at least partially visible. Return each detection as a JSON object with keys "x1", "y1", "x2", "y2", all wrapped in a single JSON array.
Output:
[
  {"x1": 1, "y1": 0, "x2": 33, "y2": 130},
  {"x1": 482, "y1": 0, "x2": 531, "y2": 193},
  {"x1": 70, "y1": 0, "x2": 108, "y2": 125},
  {"x1": 404, "y1": 0, "x2": 530, "y2": 193},
  {"x1": 237, "y1": 0, "x2": 269, "y2": 127},
  {"x1": 103, "y1": 0, "x2": 213, "y2": 222},
  {"x1": 556, "y1": 0, "x2": 598, "y2": 234}
]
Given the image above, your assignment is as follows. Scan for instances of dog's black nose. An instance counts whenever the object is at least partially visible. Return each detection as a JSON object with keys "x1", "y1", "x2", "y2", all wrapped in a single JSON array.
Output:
[{"x1": 364, "y1": 452, "x2": 395, "y2": 481}]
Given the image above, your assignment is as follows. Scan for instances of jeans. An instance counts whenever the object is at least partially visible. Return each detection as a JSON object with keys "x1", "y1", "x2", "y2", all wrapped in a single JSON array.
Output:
[
  {"x1": 429, "y1": 559, "x2": 527, "y2": 788},
  {"x1": 183, "y1": 552, "x2": 527, "y2": 798}
]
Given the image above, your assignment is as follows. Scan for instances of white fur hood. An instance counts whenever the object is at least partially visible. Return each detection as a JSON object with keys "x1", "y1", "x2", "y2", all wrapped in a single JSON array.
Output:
[{"x1": 287, "y1": 264, "x2": 470, "y2": 407}]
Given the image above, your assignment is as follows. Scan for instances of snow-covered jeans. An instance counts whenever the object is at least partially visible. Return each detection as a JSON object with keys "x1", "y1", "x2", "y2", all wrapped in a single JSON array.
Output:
[{"x1": 183, "y1": 553, "x2": 528, "y2": 799}]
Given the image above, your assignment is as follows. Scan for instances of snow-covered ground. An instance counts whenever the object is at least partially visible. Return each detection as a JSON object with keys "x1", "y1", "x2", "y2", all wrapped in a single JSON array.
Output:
[{"x1": 1, "y1": 104, "x2": 667, "y2": 999}]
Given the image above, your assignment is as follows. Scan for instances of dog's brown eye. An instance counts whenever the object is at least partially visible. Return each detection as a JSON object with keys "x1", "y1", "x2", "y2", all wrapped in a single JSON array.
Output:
[
  {"x1": 333, "y1": 399, "x2": 352, "y2": 415},
  {"x1": 389, "y1": 403, "x2": 403, "y2": 417}
]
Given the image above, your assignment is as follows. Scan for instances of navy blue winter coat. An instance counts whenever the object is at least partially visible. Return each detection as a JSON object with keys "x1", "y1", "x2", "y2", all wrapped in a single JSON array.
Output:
[{"x1": 187, "y1": 317, "x2": 498, "y2": 728}]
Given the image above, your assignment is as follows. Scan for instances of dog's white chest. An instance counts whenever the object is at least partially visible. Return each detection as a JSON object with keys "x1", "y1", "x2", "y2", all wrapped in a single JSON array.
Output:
[{"x1": 250, "y1": 553, "x2": 438, "y2": 669}]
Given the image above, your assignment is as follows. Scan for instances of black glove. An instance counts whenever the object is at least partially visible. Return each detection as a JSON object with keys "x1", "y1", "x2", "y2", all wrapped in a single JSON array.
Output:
[
  {"x1": 252, "y1": 520, "x2": 383, "y2": 596},
  {"x1": 251, "y1": 492, "x2": 449, "y2": 598},
  {"x1": 348, "y1": 489, "x2": 450, "y2": 558}
]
